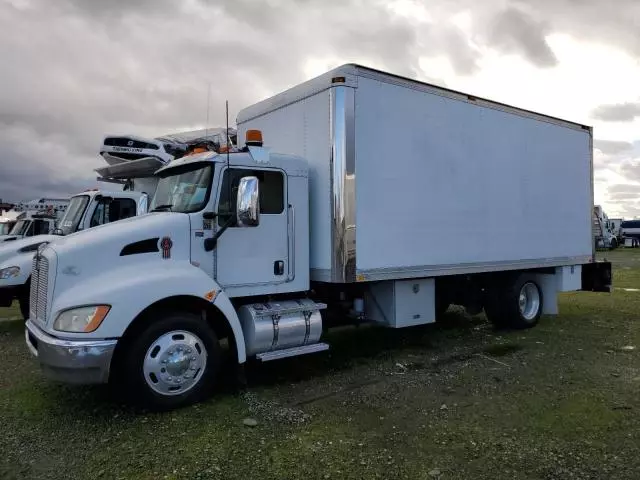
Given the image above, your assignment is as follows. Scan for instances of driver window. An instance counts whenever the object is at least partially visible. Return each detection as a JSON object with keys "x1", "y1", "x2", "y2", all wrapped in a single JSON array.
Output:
[
  {"x1": 218, "y1": 168, "x2": 284, "y2": 226},
  {"x1": 33, "y1": 220, "x2": 49, "y2": 235}
]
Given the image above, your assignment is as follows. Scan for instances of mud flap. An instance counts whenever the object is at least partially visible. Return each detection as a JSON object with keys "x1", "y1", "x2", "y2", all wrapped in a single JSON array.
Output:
[
  {"x1": 581, "y1": 261, "x2": 612, "y2": 293},
  {"x1": 0, "y1": 287, "x2": 18, "y2": 308}
]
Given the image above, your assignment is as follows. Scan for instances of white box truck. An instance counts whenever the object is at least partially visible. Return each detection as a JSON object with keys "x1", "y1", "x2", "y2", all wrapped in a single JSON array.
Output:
[{"x1": 24, "y1": 65, "x2": 611, "y2": 410}]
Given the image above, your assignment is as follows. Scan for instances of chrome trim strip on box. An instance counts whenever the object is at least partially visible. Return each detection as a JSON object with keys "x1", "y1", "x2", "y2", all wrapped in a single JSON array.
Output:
[{"x1": 329, "y1": 85, "x2": 356, "y2": 283}]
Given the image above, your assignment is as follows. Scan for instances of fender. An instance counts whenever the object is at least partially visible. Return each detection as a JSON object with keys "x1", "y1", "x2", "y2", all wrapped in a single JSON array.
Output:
[
  {"x1": 0, "y1": 250, "x2": 35, "y2": 289},
  {"x1": 49, "y1": 261, "x2": 247, "y2": 362}
]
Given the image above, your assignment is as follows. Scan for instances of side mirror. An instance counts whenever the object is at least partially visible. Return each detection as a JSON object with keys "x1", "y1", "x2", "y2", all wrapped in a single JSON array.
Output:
[{"x1": 236, "y1": 176, "x2": 260, "y2": 227}]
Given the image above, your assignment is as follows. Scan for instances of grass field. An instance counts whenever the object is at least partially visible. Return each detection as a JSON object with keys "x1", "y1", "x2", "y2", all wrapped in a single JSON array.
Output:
[{"x1": 1, "y1": 250, "x2": 639, "y2": 480}]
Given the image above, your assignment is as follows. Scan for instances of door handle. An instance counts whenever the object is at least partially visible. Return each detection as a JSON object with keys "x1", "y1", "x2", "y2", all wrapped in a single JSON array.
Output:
[{"x1": 274, "y1": 261, "x2": 284, "y2": 275}]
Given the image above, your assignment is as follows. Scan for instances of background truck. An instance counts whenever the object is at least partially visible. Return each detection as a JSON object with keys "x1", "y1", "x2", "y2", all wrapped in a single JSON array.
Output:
[
  {"x1": 593, "y1": 205, "x2": 619, "y2": 250},
  {"x1": 0, "y1": 210, "x2": 19, "y2": 236},
  {"x1": 608, "y1": 217, "x2": 624, "y2": 244},
  {"x1": 0, "y1": 199, "x2": 69, "y2": 243},
  {"x1": 0, "y1": 153, "x2": 162, "y2": 319},
  {"x1": 24, "y1": 64, "x2": 611, "y2": 410},
  {"x1": 621, "y1": 219, "x2": 640, "y2": 247}
]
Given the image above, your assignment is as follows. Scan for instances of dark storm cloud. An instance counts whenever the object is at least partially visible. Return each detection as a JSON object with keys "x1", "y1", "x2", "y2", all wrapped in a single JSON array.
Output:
[
  {"x1": 511, "y1": 0, "x2": 640, "y2": 57},
  {"x1": 487, "y1": 7, "x2": 557, "y2": 67},
  {"x1": 591, "y1": 103, "x2": 640, "y2": 122},
  {"x1": 1, "y1": 0, "x2": 640, "y2": 215}
]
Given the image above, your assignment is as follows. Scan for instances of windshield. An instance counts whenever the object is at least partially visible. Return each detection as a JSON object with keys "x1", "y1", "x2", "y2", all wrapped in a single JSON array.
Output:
[
  {"x1": 10, "y1": 220, "x2": 30, "y2": 236},
  {"x1": 57, "y1": 195, "x2": 90, "y2": 235},
  {"x1": 0, "y1": 223, "x2": 13, "y2": 235},
  {"x1": 150, "y1": 164, "x2": 212, "y2": 213}
]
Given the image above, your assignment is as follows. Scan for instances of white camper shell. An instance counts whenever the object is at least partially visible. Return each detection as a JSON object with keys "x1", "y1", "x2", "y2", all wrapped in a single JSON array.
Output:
[{"x1": 24, "y1": 64, "x2": 612, "y2": 410}]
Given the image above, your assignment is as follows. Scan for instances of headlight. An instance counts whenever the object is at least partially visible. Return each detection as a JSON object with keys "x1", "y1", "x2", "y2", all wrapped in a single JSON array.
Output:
[
  {"x1": 0, "y1": 266, "x2": 20, "y2": 279},
  {"x1": 54, "y1": 305, "x2": 111, "y2": 333}
]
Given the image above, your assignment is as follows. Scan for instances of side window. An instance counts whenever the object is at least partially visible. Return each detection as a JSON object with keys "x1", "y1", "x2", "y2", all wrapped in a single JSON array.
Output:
[
  {"x1": 90, "y1": 198, "x2": 137, "y2": 227},
  {"x1": 25, "y1": 222, "x2": 34, "y2": 237},
  {"x1": 108, "y1": 198, "x2": 137, "y2": 222},
  {"x1": 33, "y1": 220, "x2": 50, "y2": 235},
  {"x1": 90, "y1": 203, "x2": 106, "y2": 227},
  {"x1": 218, "y1": 168, "x2": 285, "y2": 226}
]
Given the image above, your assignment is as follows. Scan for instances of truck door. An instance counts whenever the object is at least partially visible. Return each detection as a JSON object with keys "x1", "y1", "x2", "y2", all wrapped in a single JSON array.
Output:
[
  {"x1": 87, "y1": 197, "x2": 138, "y2": 228},
  {"x1": 214, "y1": 167, "x2": 289, "y2": 290}
]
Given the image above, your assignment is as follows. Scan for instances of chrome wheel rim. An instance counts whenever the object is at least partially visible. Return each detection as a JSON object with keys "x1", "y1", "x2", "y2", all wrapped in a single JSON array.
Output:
[
  {"x1": 518, "y1": 282, "x2": 541, "y2": 321},
  {"x1": 143, "y1": 330, "x2": 207, "y2": 396}
]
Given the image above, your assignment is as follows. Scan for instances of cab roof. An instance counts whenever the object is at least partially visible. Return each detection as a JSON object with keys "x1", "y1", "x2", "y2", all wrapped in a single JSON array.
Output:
[{"x1": 155, "y1": 146, "x2": 308, "y2": 176}]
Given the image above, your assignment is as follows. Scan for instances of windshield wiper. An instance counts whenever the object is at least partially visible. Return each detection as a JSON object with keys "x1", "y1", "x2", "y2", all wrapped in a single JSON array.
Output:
[{"x1": 151, "y1": 204, "x2": 173, "y2": 212}]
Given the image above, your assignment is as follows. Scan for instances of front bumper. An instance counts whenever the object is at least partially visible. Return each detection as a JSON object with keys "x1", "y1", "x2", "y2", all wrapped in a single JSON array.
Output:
[
  {"x1": 0, "y1": 285, "x2": 20, "y2": 308},
  {"x1": 25, "y1": 319, "x2": 118, "y2": 385}
]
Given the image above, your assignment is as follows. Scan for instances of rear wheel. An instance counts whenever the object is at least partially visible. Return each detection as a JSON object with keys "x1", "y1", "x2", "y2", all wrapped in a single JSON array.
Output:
[
  {"x1": 119, "y1": 312, "x2": 221, "y2": 410},
  {"x1": 484, "y1": 275, "x2": 543, "y2": 330}
]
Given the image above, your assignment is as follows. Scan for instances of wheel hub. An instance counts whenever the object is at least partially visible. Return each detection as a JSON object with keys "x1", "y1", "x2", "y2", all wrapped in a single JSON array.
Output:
[
  {"x1": 518, "y1": 282, "x2": 541, "y2": 321},
  {"x1": 143, "y1": 330, "x2": 207, "y2": 396},
  {"x1": 165, "y1": 348, "x2": 192, "y2": 377}
]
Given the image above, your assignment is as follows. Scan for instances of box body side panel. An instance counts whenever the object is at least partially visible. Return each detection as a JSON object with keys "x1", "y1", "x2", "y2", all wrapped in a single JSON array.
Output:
[{"x1": 354, "y1": 75, "x2": 593, "y2": 278}]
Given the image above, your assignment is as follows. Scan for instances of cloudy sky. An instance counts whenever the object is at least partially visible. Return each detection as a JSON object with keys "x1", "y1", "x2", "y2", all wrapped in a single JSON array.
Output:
[{"x1": 1, "y1": 0, "x2": 639, "y2": 217}]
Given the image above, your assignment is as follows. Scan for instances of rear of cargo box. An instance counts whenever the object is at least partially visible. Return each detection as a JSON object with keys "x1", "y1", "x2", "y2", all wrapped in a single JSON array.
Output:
[{"x1": 237, "y1": 64, "x2": 594, "y2": 284}]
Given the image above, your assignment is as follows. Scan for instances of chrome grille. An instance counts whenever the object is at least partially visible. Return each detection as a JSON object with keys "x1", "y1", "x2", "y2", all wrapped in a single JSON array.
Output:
[{"x1": 29, "y1": 253, "x2": 49, "y2": 322}]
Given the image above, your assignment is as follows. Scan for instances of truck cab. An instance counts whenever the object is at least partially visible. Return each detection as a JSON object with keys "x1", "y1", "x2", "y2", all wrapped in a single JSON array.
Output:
[
  {"x1": 24, "y1": 135, "x2": 315, "y2": 409},
  {"x1": 1, "y1": 201, "x2": 68, "y2": 243},
  {"x1": 4, "y1": 215, "x2": 58, "y2": 241},
  {"x1": 0, "y1": 189, "x2": 148, "y2": 319},
  {"x1": 0, "y1": 212, "x2": 18, "y2": 236},
  {"x1": 593, "y1": 205, "x2": 618, "y2": 250}
]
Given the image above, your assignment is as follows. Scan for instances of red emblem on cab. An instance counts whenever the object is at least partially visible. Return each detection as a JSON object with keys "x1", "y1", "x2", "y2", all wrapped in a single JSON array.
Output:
[{"x1": 160, "y1": 237, "x2": 173, "y2": 259}]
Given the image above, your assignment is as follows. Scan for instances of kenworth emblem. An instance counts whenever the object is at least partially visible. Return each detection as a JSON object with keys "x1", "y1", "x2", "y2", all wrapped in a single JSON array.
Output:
[{"x1": 160, "y1": 237, "x2": 173, "y2": 259}]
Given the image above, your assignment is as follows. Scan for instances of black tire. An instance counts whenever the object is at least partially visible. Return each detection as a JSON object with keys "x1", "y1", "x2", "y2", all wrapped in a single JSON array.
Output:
[
  {"x1": 18, "y1": 281, "x2": 30, "y2": 320},
  {"x1": 484, "y1": 275, "x2": 543, "y2": 330},
  {"x1": 119, "y1": 311, "x2": 221, "y2": 411},
  {"x1": 610, "y1": 238, "x2": 617, "y2": 250},
  {"x1": 435, "y1": 296, "x2": 450, "y2": 319}
]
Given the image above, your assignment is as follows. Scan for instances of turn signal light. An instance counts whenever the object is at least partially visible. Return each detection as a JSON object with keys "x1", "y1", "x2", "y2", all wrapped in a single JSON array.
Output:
[{"x1": 245, "y1": 129, "x2": 263, "y2": 147}]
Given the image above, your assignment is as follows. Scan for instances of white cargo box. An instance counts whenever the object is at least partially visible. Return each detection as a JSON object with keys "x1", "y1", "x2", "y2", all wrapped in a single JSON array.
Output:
[{"x1": 237, "y1": 64, "x2": 593, "y2": 284}]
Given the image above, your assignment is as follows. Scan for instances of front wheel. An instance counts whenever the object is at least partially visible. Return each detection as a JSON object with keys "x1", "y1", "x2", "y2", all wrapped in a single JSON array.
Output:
[
  {"x1": 119, "y1": 312, "x2": 221, "y2": 410},
  {"x1": 18, "y1": 281, "x2": 30, "y2": 320}
]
